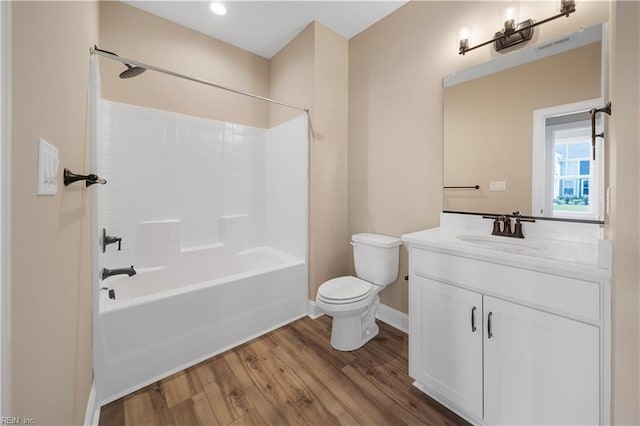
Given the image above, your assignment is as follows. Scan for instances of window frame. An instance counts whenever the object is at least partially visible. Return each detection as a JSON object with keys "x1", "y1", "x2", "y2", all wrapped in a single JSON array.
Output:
[{"x1": 532, "y1": 98, "x2": 604, "y2": 220}]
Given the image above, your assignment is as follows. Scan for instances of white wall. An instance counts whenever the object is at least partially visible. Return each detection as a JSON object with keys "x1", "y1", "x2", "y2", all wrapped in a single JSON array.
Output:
[
  {"x1": 97, "y1": 100, "x2": 307, "y2": 272},
  {"x1": 265, "y1": 115, "x2": 308, "y2": 259}
]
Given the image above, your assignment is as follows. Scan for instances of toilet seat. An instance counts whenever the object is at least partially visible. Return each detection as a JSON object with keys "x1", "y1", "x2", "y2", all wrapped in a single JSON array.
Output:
[{"x1": 317, "y1": 276, "x2": 373, "y2": 305}]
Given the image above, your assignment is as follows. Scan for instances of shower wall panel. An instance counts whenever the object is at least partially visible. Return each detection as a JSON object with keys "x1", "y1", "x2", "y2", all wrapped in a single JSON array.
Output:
[
  {"x1": 265, "y1": 117, "x2": 308, "y2": 259},
  {"x1": 97, "y1": 100, "x2": 306, "y2": 269}
]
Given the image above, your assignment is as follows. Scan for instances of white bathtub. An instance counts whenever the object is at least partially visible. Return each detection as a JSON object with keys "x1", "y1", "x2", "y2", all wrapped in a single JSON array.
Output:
[{"x1": 94, "y1": 246, "x2": 307, "y2": 404}]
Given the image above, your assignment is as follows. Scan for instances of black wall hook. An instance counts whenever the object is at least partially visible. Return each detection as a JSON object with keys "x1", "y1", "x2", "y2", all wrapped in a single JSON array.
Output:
[{"x1": 63, "y1": 168, "x2": 107, "y2": 187}]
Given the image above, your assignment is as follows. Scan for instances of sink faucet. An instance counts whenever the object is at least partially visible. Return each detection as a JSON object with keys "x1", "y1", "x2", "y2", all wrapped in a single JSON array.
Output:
[
  {"x1": 101, "y1": 266, "x2": 136, "y2": 280},
  {"x1": 483, "y1": 212, "x2": 535, "y2": 239}
]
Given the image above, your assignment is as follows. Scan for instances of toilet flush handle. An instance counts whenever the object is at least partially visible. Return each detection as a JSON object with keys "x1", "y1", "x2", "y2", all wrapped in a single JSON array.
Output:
[{"x1": 350, "y1": 242, "x2": 355, "y2": 246}]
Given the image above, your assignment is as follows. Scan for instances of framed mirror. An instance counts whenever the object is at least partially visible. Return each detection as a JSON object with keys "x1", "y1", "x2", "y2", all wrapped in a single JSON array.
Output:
[{"x1": 443, "y1": 23, "x2": 607, "y2": 222}]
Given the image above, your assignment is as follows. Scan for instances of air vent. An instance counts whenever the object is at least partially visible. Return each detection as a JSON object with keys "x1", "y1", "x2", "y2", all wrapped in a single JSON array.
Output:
[
  {"x1": 536, "y1": 35, "x2": 574, "y2": 53},
  {"x1": 553, "y1": 36, "x2": 574, "y2": 46},
  {"x1": 537, "y1": 42, "x2": 556, "y2": 51}
]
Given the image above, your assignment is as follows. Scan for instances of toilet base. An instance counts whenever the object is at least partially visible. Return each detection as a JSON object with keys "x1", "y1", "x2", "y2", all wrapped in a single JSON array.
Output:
[
  {"x1": 329, "y1": 296, "x2": 380, "y2": 351},
  {"x1": 331, "y1": 320, "x2": 379, "y2": 351}
]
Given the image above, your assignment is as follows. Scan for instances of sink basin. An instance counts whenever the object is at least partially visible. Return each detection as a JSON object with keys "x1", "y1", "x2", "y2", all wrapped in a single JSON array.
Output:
[{"x1": 455, "y1": 234, "x2": 546, "y2": 252}]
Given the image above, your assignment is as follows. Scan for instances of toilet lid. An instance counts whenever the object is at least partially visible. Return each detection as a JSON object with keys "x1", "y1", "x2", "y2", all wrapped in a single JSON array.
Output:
[{"x1": 318, "y1": 277, "x2": 373, "y2": 304}]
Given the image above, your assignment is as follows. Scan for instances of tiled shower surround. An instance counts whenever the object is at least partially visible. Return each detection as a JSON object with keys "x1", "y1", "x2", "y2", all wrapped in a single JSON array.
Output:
[{"x1": 97, "y1": 100, "x2": 307, "y2": 270}]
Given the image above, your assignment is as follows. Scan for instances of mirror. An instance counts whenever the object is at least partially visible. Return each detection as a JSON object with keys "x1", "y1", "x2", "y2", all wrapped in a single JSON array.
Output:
[{"x1": 443, "y1": 24, "x2": 606, "y2": 222}]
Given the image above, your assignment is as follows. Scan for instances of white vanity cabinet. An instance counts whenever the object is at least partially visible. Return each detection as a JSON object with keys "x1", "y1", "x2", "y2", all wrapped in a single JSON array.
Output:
[
  {"x1": 405, "y1": 231, "x2": 610, "y2": 426},
  {"x1": 409, "y1": 275, "x2": 483, "y2": 419},
  {"x1": 482, "y1": 295, "x2": 599, "y2": 425}
]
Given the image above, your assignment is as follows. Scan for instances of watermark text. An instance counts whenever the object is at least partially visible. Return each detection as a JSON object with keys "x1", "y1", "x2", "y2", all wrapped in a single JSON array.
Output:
[{"x1": 1, "y1": 417, "x2": 35, "y2": 425}]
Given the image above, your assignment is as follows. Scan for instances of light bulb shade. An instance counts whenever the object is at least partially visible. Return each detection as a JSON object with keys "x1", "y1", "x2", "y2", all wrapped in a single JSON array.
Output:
[
  {"x1": 499, "y1": 1, "x2": 520, "y2": 31},
  {"x1": 457, "y1": 24, "x2": 471, "y2": 53},
  {"x1": 560, "y1": 0, "x2": 576, "y2": 14}
]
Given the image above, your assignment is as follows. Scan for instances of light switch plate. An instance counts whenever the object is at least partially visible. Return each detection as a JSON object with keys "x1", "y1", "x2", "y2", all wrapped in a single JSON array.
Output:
[
  {"x1": 489, "y1": 180, "x2": 506, "y2": 191},
  {"x1": 38, "y1": 138, "x2": 59, "y2": 195}
]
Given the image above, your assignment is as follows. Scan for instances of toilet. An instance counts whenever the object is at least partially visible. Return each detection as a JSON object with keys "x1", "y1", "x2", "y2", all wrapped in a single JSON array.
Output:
[{"x1": 315, "y1": 233, "x2": 401, "y2": 351}]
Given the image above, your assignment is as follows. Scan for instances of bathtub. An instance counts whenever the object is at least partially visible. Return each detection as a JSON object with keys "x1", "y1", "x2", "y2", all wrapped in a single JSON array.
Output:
[{"x1": 94, "y1": 246, "x2": 307, "y2": 404}]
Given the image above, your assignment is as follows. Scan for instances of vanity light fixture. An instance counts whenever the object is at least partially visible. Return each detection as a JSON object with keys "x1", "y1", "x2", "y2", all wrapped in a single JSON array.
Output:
[
  {"x1": 209, "y1": 2, "x2": 227, "y2": 16},
  {"x1": 458, "y1": 0, "x2": 576, "y2": 55}
]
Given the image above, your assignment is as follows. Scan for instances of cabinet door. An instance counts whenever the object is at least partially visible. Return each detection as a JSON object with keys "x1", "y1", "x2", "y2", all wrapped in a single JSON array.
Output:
[
  {"x1": 409, "y1": 275, "x2": 483, "y2": 419},
  {"x1": 484, "y1": 296, "x2": 600, "y2": 425}
]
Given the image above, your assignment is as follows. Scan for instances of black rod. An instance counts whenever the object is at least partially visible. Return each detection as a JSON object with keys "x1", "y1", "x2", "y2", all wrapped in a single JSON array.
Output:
[
  {"x1": 443, "y1": 185, "x2": 480, "y2": 190},
  {"x1": 443, "y1": 210, "x2": 605, "y2": 225}
]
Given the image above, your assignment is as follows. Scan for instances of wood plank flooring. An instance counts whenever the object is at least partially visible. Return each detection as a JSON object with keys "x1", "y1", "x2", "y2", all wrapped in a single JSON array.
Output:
[{"x1": 99, "y1": 316, "x2": 468, "y2": 426}]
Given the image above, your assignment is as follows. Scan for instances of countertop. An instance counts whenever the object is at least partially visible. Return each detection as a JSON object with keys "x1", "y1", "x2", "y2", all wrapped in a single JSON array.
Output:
[{"x1": 402, "y1": 227, "x2": 611, "y2": 280}]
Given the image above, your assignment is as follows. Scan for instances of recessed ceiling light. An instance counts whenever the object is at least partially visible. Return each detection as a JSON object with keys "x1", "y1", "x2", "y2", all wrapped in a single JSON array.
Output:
[{"x1": 209, "y1": 2, "x2": 227, "y2": 16}]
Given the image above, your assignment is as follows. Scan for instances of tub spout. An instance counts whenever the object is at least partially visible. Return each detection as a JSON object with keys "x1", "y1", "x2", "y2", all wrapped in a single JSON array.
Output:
[{"x1": 101, "y1": 266, "x2": 136, "y2": 280}]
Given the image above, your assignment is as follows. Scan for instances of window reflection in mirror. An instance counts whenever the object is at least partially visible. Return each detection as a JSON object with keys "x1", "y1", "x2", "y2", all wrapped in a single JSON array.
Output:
[{"x1": 533, "y1": 105, "x2": 603, "y2": 220}]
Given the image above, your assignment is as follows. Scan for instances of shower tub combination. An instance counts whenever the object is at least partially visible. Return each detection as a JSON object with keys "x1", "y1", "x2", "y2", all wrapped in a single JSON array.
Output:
[
  {"x1": 90, "y1": 55, "x2": 309, "y2": 404},
  {"x1": 96, "y1": 245, "x2": 306, "y2": 402}
]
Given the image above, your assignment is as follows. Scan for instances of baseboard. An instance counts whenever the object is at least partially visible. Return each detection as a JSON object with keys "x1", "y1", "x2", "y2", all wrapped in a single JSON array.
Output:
[
  {"x1": 307, "y1": 299, "x2": 408, "y2": 334},
  {"x1": 84, "y1": 383, "x2": 100, "y2": 426},
  {"x1": 306, "y1": 299, "x2": 324, "y2": 319},
  {"x1": 376, "y1": 303, "x2": 409, "y2": 334}
]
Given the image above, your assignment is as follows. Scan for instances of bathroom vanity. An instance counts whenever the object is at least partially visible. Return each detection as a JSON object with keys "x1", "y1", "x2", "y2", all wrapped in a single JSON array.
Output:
[{"x1": 402, "y1": 213, "x2": 611, "y2": 425}]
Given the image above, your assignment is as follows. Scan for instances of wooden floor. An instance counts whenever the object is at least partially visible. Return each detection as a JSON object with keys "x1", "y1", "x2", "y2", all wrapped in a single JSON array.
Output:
[{"x1": 99, "y1": 316, "x2": 468, "y2": 426}]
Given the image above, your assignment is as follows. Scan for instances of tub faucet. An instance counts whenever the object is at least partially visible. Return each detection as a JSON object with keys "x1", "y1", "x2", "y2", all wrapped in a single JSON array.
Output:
[{"x1": 101, "y1": 266, "x2": 136, "y2": 280}]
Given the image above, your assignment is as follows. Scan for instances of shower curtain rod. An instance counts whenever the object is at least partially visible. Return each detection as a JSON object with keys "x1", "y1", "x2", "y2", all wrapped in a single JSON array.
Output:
[{"x1": 90, "y1": 47, "x2": 309, "y2": 113}]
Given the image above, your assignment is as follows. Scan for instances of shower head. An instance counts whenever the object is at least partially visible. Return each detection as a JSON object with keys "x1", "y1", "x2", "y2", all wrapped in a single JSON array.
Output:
[
  {"x1": 94, "y1": 45, "x2": 147, "y2": 79},
  {"x1": 119, "y1": 63, "x2": 147, "y2": 79}
]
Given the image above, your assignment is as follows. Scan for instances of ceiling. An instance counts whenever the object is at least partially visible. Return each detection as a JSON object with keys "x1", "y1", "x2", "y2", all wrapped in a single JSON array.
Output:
[{"x1": 123, "y1": 1, "x2": 408, "y2": 59}]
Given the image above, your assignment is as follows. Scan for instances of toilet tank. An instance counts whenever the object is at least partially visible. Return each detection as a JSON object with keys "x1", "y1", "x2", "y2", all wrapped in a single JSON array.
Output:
[{"x1": 352, "y1": 233, "x2": 401, "y2": 286}]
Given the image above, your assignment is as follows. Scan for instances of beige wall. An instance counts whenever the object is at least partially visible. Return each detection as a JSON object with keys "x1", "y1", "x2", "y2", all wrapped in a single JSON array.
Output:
[
  {"x1": 99, "y1": 1, "x2": 270, "y2": 128},
  {"x1": 270, "y1": 22, "x2": 349, "y2": 298},
  {"x1": 608, "y1": 1, "x2": 640, "y2": 423},
  {"x1": 348, "y1": 0, "x2": 609, "y2": 329},
  {"x1": 11, "y1": 1, "x2": 98, "y2": 424},
  {"x1": 350, "y1": 0, "x2": 639, "y2": 422},
  {"x1": 310, "y1": 24, "x2": 349, "y2": 298},
  {"x1": 269, "y1": 24, "x2": 314, "y2": 128},
  {"x1": 444, "y1": 43, "x2": 601, "y2": 215}
]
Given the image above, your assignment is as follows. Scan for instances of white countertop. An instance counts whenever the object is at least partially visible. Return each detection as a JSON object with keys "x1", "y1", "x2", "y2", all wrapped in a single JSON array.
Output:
[{"x1": 402, "y1": 226, "x2": 611, "y2": 280}]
